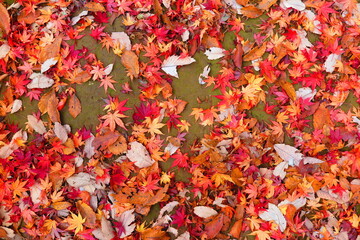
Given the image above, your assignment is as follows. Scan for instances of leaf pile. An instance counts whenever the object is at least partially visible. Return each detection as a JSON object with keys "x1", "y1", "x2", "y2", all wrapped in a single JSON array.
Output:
[{"x1": 0, "y1": 0, "x2": 360, "y2": 239}]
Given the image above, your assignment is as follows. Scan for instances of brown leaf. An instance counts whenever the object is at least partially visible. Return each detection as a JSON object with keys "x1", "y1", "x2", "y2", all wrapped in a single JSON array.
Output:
[
  {"x1": 276, "y1": 79, "x2": 296, "y2": 101},
  {"x1": 68, "y1": 94, "x2": 81, "y2": 118},
  {"x1": 229, "y1": 219, "x2": 243, "y2": 238},
  {"x1": 313, "y1": 102, "x2": 333, "y2": 133},
  {"x1": 18, "y1": 10, "x2": 40, "y2": 24},
  {"x1": 236, "y1": 0, "x2": 248, "y2": 5},
  {"x1": 84, "y1": 2, "x2": 106, "y2": 12},
  {"x1": 233, "y1": 43, "x2": 243, "y2": 69},
  {"x1": 39, "y1": 36, "x2": 62, "y2": 63},
  {"x1": 47, "y1": 91, "x2": 60, "y2": 123},
  {"x1": 38, "y1": 91, "x2": 53, "y2": 114},
  {"x1": 202, "y1": 34, "x2": 221, "y2": 48},
  {"x1": 108, "y1": 134, "x2": 127, "y2": 155},
  {"x1": 153, "y1": 0, "x2": 163, "y2": 16},
  {"x1": 204, "y1": 213, "x2": 224, "y2": 239},
  {"x1": 76, "y1": 201, "x2": 97, "y2": 229},
  {"x1": 243, "y1": 43, "x2": 266, "y2": 61},
  {"x1": 241, "y1": 5, "x2": 263, "y2": 18},
  {"x1": 92, "y1": 131, "x2": 120, "y2": 150},
  {"x1": 0, "y1": 4, "x2": 10, "y2": 35},
  {"x1": 140, "y1": 226, "x2": 170, "y2": 240},
  {"x1": 258, "y1": 0, "x2": 278, "y2": 10},
  {"x1": 121, "y1": 50, "x2": 139, "y2": 79},
  {"x1": 71, "y1": 69, "x2": 92, "y2": 84}
]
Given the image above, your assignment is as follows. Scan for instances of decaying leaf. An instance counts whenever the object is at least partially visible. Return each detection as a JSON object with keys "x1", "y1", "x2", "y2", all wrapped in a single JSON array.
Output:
[
  {"x1": 121, "y1": 50, "x2": 139, "y2": 79},
  {"x1": 243, "y1": 43, "x2": 266, "y2": 61},
  {"x1": 126, "y1": 141, "x2": 155, "y2": 168},
  {"x1": 27, "y1": 73, "x2": 54, "y2": 89},
  {"x1": 76, "y1": 201, "x2": 97, "y2": 228},
  {"x1": 84, "y1": 2, "x2": 106, "y2": 12},
  {"x1": 259, "y1": 203, "x2": 287, "y2": 232},
  {"x1": 54, "y1": 122, "x2": 68, "y2": 143},
  {"x1": 118, "y1": 209, "x2": 136, "y2": 238},
  {"x1": 0, "y1": 4, "x2": 10, "y2": 34},
  {"x1": 241, "y1": 5, "x2": 263, "y2": 18},
  {"x1": 161, "y1": 55, "x2": 196, "y2": 78},
  {"x1": 27, "y1": 115, "x2": 46, "y2": 134},
  {"x1": 194, "y1": 206, "x2": 218, "y2": 218},
  {"x1": 274, "y1": 144, "x2": 303, "y2": 167},
  {"x1": 68, "y1": 94, "x2": 81, "y2": 118},
  {"x1": 108, "y1": 134, "x2": 127, "y2": 155},
  {"x1": 39, "y1": 36, "x2": 62, "y2": 63},
  {"x1": 204, "y1": 47, "x2": 226, "y2": 60}
]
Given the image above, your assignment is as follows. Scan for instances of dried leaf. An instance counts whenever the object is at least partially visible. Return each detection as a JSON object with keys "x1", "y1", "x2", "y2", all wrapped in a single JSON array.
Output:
[
  {"x1": 274, "y1": 144, "x2": 303, "y2": 167},
  {"x1": 204, "y1": 47, "x2": 226, "y2": 60},
  {"x1": 140, "y1": 226, "x2": 170, "y2": 240},
  {"x1": 313, "y1": 103, "x2": 333, "y2": 131},
  {"x1": 10, "y1": 99, "x2": 22, "y2": 114},
  {"x1": 194, "y1": 206, "x2": 218, "y2": 218},
  {"x1": 47, "y1": 92, "x2": 60, "y2": 123},
  {"x1": 161, "y1": 55, "x2": 196, "y2": 78},
  {"x1": 241, "y1": 5, "x2": 263, "y2": 18},
  {"x1": 84, "y1": 2, "x2": 106, "y2": 12},
  {"x1": 54, "y1": 122, "x2": 68, "y2": 143},
  {"x1": 108, "y1": 134, "x2": 127, "y2": 155},
  {"x1": 41, "y1": 58, "x2": 58, "y2": 73},
  {"x1": 27, "y1": 73, "x2": 54, "y2": 89},
  {"x1": 111, "y1": 32, "x2": 131, "y2": 50},
  {"x1": 276, "y1": 78, "x2": 296, "y2": 101},
  {"x1": 68, "y1": 94, "x2": 81, "y2": 118},
  {"x1": 0, "y1": 43, "x2": 10, "y2": 59},
  {"x1": 27, "y1": 115, "x2": 46, "y2": 134},
  {"x1": 118, "y1": 209, "x2": 136, "y2": 238},
  {"x1": 121, "y1": 50, "x2": 139, "y2": 79},
  {"x1": 39, "y1": 36, "x2": 62, "y2": 63},
  {"x1": 38, "y1": 91, "x2": 53, "y2": 114},
  {"x1": 243, "y1": 43, "x2": 266, "y2": 61},
  {"x1": 258, "y1": 0, "x2": 278, "y2": 10},
  {"x1": 280, "y1": 0, "x2": 305, "y2": 11},
  {"x1": 76, "y1": 201, "x2": 97, "y2": 228},
  {"x1": 126, "y1": 141, "x2": 155, "y2": 168},
  {"x1": 92, "y1": 217, "x2": 115, "y2": 240},
  {"x1": 204, "y1": 213, "x2": 224, "y2": 238},
  {"x1": 259, "y1": 203, "x2": 287, "y2": 232},
  {"x1": 0, "y1": 4, "x2": 10, "y2": 34}
]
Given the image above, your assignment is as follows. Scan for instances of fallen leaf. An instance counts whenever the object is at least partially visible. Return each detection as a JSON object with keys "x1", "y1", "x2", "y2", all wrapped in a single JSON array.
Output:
[
  {"x1": 0, "y1": 43, "x2": 10, "y2": 59},
  {"x1": 27, "y1": 73, "x2": 54, "y2": 89},
  {"x1": 313, "y1": 102, "x2": 333, "y2": 131},
  {"x1": 204, "y1": 213, "x2": 224, "y2": 238},
  {"x1": 126, "y1": 141, "x2": 155, "y2": 168},
  {"x1": 118, "y1": 209, "x2": 136, "y2": 238},
  {"x1": 39, "y1": 36, "x2": 62, "y2": 63},
  {"x1": 84, "y1": 2, "x2": 106, "y2": 12},
  {"x1": 108, "y1": 134, "x2": 127, "y2": 155},
  {"x1": 0, "y1": 4, "x2": 10, "y2": 34},
  {"x1": 280, "y1": 0, "x2": 305, "y2": 11},
  {"x1": 258, "y1": 0, "x2": 278, "y2": 10},
  {"x1": 161, "y1": 55, "x2": 196, "y2": 78},
  {"x1": 276, "y1": 78, "x2": 296, "y2": 101},
  {"x1": 47, "y1": 91, "x2": 60, "y2": 123},
  {"x1": 121, "y1": 50, "x2": 139, "y2": 79},
  {"x1": 241, "y1": 5, "x2": 263, "y2": 18},
  {"x1": 92, "y1": 217, "x2": 115, "y2": 240},
  {"x1": 243, "y1": 43, "x2": 266, "y2": 61},
  {"x1": 274, "y1": 144, "x2": 303, "y2": 167},
  {"x1": 204, "y1": 47, "x2": 226, "y2": 60},
  {"x1": 10, "y1": 99, "x2": 22, "y2": 114},
  {"x1": 54, "y1": 122, "x2": 68, "y2": 143},
  {"x1": 68, "y1": 94, "x2": 81, "y2": 118},
  {"x1": 41, "y1": 58, "x2": 58, "y2": 73},
  {"x1": 76, "y1": 201, "x2": 97, "y2": 228},
  {"x1": 259, "y1": 203, "x2": 287, "y2": 232},
  {"x1": 111, "y1": 32, "x2": 132, "y2": 50},
  {"x1": 324, "y1": 53, "x2": 341, "y2": 73},
  {"x1": 194, "y1": 206, "x2": 218, "y2": 218},
  {"x1": 140, "y1": 226, "x2": 170, "y2": 240},
  {"x1": 27, "y1": 115, "x2": 46, "y2": 134}
]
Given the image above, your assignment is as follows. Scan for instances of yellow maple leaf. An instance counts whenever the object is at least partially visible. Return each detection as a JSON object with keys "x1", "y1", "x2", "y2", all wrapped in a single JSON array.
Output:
[
  {"x1": 250, "y1": 230, "x2": 271, "y2": 240},
  {"x1": 145, "y1": 117, "x2": 165, "y2": 136},
  {"x1": 211, "y1": 173, "x2": 234, "y2": 187},
  {"x1": 66, "y1": 212, "x2": 86, "y2": 235}
]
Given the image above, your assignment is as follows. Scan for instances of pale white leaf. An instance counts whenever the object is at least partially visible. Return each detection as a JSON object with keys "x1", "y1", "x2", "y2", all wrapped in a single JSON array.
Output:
[
  {"x1": 295, "y1": 30, "x2": 313, "y2": 50},
  {"x1": 126, "y1": 141, "x2": 155, "y2": 168},
  {"x1": 273, "y1": 161, "x2": 289, "y2": 179},
  {"x1": 280, "y1": 0, "x2": 305, "y2": 11},
  {"x1": 278, "y1": 198, "x2": 306, "y2": 209},
  {"x1": 351, "y1": 179, "x2": 360, "y2": 185},
  {"x1": 324, "y1": 53, "x2": 341, "y2": 73},
  {"x1": 66, "y1": 172, "x2": 92, "y2": 188},
  {"x1": 104, "y1": 64, "x2": 114, "y2": 75},
  {"x1": 213, "y1": 197, "x2": 226, "y2": 207},
  {"x1": 1, "y1": 227, "x2": 14, "y2": 238},
  {"x1": 175, "y1": 232, "x2": 190, "y2": 240},
  {"x1": 161, "y1": 55, "x2": 196, "y2": 78},
  {"x1": 316, "y1": 187, "x2": 350, "y2": 204},
  {"x1": 0, "y1": 131, "x2": 26, "y2": 158},
  {"x1": 10, "y1": 99, "x2": 22, "y2": 114},
  {"x1": 164, "y1": 142, "x2": 179, "y2": 155},
  {"x1": 28, "y1": 73, "x2": 54, "y2": 89},
  {"x1": 84, "y1": 133, "x2": 95, "y2": 158},
  {"x1": 0, "y1": 43, "x2": 10, "y2": 59},
  {"x1": 204, "y1": 47, "x2": 226, "y2": 60},
  {"x1": 27, "y1": 115, "x2": 46, "y2": 134},
  {"x1": 259, "y1": 203, "x2": 287, "y2": 232},
  {"x1": 92, "y1": 216, "x2": 115, "y2": 240},
  {"x1": 119, "y1": 209, "x2": 135, "y2": 238},
  {"x1": 303, "y1": 157, "x2": 323, "y2": 164},
  {"x1": 30, "y1": 183, "x2": 42, "y2": 205},
  {"x1": 71, "y1": 10, "x2": 88, "y2": 25},
  {"x1": 167, "y1": 227, "x2": 178, "y2": 236},
  {"x1": 159, "y1": 201, "x2": 179, "y2": 218},
  {"x1": 296, "y1": 87, "x2": 316, "y2": 100},
  {"x1": 198, "y1": 65, "x2": 210, "y2": 85},
  {"x1": 111, "y1": 32, "x2": 131, "y2": 50},
  {"x1": 41, "y1": 57, "x2": 58, "y2": 73},
  {"x1": 223, "y1": 0, "x2": 243, "y2": 14},
  {"x1": 304, "y1": 10, "x2": 321, "y2": 34},
  {"x1": 54, "y1": 122, "x2": 68, "y2": 143},
  {"x1": 274, "y1": 144, "x2": 303, "y2": 166},
  {"x1": 162, "y1": 0, "x2": 171, "y2": 8},
  {"x1": 352, "y1": 116, "x2": 360, "y2": 125},
  {"x1": 194, "y1": 206, "x2": 218, "y2": 218},
  {"x1": 181, "y1": 29, "x2": 190, "y2": 42}
]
